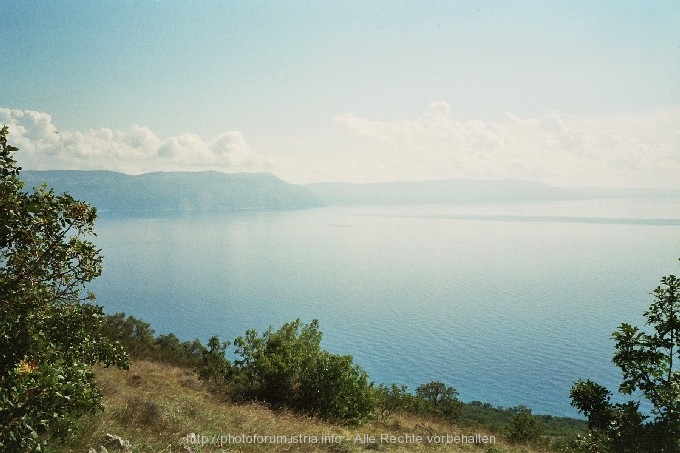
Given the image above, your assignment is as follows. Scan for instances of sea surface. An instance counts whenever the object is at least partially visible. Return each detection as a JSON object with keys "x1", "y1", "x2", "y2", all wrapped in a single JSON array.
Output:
[{"x1": 89, "y1": 198, "x2": 680, "y2": 417}]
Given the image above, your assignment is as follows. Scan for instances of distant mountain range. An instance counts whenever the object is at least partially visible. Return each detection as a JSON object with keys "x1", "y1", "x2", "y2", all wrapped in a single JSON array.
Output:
[
  {"x1": 306, "y1": 180, "x2": 680, "y2": 205},
  {"x1": 21, "y1": 170, "x2": 322, "y2": 213},
  {"x1": 21, "y1": 170, "x2": 680, "y2": 214},
  {"x1": 307, "y1": 179, "x2": 569, "y2": 205}
]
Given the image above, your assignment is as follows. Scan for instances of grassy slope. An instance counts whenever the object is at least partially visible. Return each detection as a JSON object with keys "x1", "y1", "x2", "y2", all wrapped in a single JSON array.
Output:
[{"x1": 53, "y1": 360, "x2": 565, "y2": 453}]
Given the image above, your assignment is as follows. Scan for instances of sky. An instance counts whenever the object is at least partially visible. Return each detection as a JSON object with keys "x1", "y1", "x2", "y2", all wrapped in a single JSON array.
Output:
[{"x1": 1, "y1": 0, "x2": 679, "y2": 187}]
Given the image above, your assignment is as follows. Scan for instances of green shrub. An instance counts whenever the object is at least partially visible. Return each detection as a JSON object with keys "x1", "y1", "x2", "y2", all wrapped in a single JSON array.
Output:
[
  {"x1": 504, "y1": 405, "x2": 544, "y2": 444},
  {"x1": 102, "y1": 312, "x2": 206, "y2": 368},
  {"x1": 231, "y1": 319, "x2": 374, "y2": 424},
  {"x1": 375, "y1": 383, "x2": 411, "y2": 422},
  {"x1": 414, "y1": 381, "x2": 463, "y2": 421},
  {"x1": 559, "y1": 432, "x2": 611, "y2": 452},
  {"x1": 0, "y1": 126, "x2": 129, "y2": 451},
  {"x1": 570, "y1": 264, "x2": 680, "y2": 453},
  {"x1": 196, "y1": 336, "x2": 232, "y2": 384},
  {"x1": 297, "y1": 350, "x2": 374, "y2": 424}
]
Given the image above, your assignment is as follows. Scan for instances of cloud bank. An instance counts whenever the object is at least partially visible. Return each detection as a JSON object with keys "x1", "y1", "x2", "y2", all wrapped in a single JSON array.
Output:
[
  {"x1": 0, "y1": 108, "x2": 273, "y2": 174},
  {"x1": 334, "y1": 102, "x2": 680, "y2": 188},
  {"x1": 2, "y1": 104, "x2": 679, "y2": 188}
]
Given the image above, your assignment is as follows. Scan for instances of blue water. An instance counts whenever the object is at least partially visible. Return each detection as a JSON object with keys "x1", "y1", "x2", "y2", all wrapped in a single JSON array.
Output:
[{"x1": 89, "y1": 198, "x2": 680, "y2": 417}]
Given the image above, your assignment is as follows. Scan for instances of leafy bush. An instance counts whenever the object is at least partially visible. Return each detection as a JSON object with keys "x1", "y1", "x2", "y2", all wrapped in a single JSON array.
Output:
[
  {"x1": 196, "y1": 336, "x2": 232, "y2": 384},
  {"x1": 102, "y1": 312, "x2": 206, "y2": 368},
  {"x1": 570, "y1": 263, "x2": 680, "y2": 453},
  {"x1": 102, "y1": 314, "x2": 375, "y2": 424},
  {"x1": 559, "y1": 432, "x2": 611, "y2": 453},
  {"x1": 231, "y1": 319, "x2": 374, "y2": 423},
  {"x1": 414, "y1": 381, "x2": 463, "y2": 421},
  {"x1": 504, "y1": 405, "x2": 544, "y2": 444},
  {"x1": 375, "y1": 383, "x2": 411, "y2": 422},
  {"x1": 101, "y1": 313, "x2": 155, "y2": 357},
  {"x1": 0, "y1": 126, "x2": 128, "y2": 451},
  {"x1": 297, "y1": 350, "x2": 374, "y2": 424}
]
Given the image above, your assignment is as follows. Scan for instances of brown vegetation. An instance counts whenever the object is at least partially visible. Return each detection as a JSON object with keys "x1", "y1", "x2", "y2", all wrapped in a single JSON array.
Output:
[{"x1": 54, "y1": 360, "x2": 555, "y2": 452}]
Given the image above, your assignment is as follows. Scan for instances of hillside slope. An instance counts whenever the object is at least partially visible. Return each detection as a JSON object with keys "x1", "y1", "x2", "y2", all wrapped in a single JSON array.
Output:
[{"x1": 55, "y1": 360, "x2": 560, "y2": 453}]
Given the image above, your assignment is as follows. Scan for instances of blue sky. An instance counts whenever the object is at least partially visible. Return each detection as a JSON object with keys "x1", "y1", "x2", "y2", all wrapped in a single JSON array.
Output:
[{"x1": 1, "y1": 1, "x2": 679, "y2": 186}]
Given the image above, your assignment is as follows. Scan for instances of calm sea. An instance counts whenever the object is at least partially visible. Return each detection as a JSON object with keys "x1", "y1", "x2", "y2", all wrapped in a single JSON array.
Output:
[{"x1": 89, "y1": 198, "x2": 680, "y2": 417}]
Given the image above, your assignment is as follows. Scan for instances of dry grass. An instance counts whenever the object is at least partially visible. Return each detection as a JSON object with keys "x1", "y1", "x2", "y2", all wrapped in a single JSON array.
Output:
[{"x1": 53, "y1": 360, "x2": 552, "y2": 453}]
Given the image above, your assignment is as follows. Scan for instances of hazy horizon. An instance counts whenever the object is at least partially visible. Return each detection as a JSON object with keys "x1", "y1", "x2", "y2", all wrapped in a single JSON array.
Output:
[
  {"x1": 2, "y1": 1, "x2": 679, "y2": 188},
  {"x1": 18, "y1": 168, "x2": 680, "y2": 192}
]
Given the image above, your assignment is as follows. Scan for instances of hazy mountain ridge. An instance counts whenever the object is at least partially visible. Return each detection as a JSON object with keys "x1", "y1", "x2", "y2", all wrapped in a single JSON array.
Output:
[
  {"x1": 306, "y1": 179, "x2": 571, "y2": 205},
  {"x1": 22, "y1": 170, "x2": 323, "y2": 213},
  {"x1": 21, "y1": 170, "x2": 680, "y2": 214},
  {"x1": 306, "y1": 179, "x2": 680, "y2": 205}
]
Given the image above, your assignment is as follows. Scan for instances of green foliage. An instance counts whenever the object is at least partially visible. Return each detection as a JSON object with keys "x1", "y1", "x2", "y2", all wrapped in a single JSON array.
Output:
[
  {"x1": 231, "y1": 319, "x2": 374, "y2": 424},
  {"x1": 570, "y1": 262, "x2": 680, "y2": 453},
  {"x1": 375, "y1": 383, "x2": 411, "y2": 422},
  {"x1": 462, "y1": 402, "x2": 586, "y2": 445},
  {"x1": 197, "y1": 336, "x2": 232, "y2": 384},
  {"x1": 154, "y1": 333, "x2": 206, "y2": 367},
  {"x1": 0, "y1": 126, "x2": 129, "y2": 451},
  {"x1": 233, "y1": 319, "x2": 322, "y2": 407},
  {"x1": 613, "y1": 273, "x2": 680, "y2": 423},
  {"x1": 102, "y1": 312, "x2": 206, "y2": 368},
  {"x1": 559, "y1": 432, "x2": 611, "y2": 453},
  {"x1": 414, "y1": 380, "x2": 463, "y2": 421},
  {"x1": 296, "y1": 350, "x2": 375, "y2": 424},
  {"x1": 101, "y1": 313, "x2": 155, "y2": 357},
  {"x1": 569, "y1": 380, "x2": 617, "y2": 432},
  {"x1": 504, "y1": 405, "x2": 544, "y2": 444},
  {"x1": 102, "y1": 314, "x2": 375, "y2": 424}
]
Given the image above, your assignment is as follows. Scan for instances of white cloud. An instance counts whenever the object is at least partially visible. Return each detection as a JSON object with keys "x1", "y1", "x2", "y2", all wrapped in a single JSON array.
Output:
[
  {"x1": 334, "y1": 102, "x2": 680, "y2": 187},
  {"x1": 0, "y1": 108, "x2": 274, "y2": 174},
  {"x1": 2, "y1": 105, "x2": 679, "y2": 187}
]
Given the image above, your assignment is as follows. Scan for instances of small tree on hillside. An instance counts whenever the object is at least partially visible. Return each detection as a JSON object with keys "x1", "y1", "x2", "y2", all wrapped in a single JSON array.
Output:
[
  {"x1": 297, "y1": 349, "x2": 374, "y2": 424},
  {"x1": 233, "y1": 319, "x2": 323, "y2": 408},
  {"x1": 415, "y1": 380, "x2": 463, "y2": 420},
  {"x1": 505, "y1": 405, "x2": 544, "y2": 444},
  {"x1": 0, "y1": 126, "x2": 129, "y2": 451},
  {"x1": 197, "y1": 336, "x2": 232, "y2": 384},
  {"x1": 232, "y1": 319, "x2": 374, "y2": 423},
  {"x1": 375, "y1": 383, "x2": 411, "y2": 422},
  {"x1": 570, "y1": 261, "x2": 680, "y2": 452}
]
